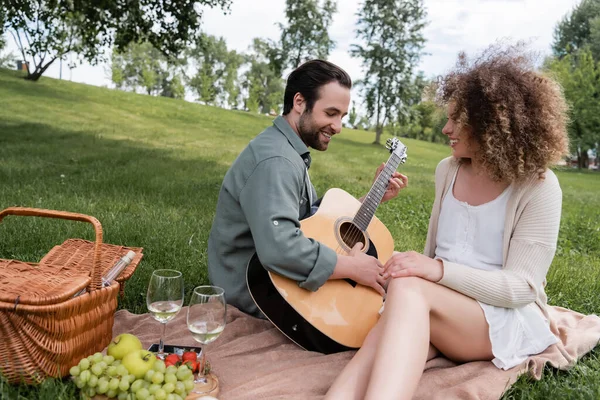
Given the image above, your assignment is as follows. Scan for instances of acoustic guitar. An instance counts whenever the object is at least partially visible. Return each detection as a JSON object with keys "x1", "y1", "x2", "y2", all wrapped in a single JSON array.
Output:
[{"x1": 246, "y1": 138, "x2": 407, "y2": 354}]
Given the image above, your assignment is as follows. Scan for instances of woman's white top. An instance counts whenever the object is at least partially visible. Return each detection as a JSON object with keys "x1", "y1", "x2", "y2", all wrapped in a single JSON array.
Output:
[{"x1": 435, "y1": 170, "x2": 558, "y2": 370}]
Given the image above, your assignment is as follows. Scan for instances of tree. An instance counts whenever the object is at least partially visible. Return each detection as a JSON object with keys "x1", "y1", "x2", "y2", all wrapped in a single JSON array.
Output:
[
  {"x1": 111, "y1": 41, "x2": 186, "y2": 99},
  {"x1": 351, "y1": 0, "x2": 427, "y2": 144},
  {"x1": 348, "y1": 102, "x2": 358, "y2": 129},
  {"x1": 547, "y1": 49, "x2": 600, "y2": 168},
  {"x1": 403, "y1": 101, "x2": 446, "y2": 143},
  {"x1": 220, "y1": 49, "x2": 244, "y2": 109},
  {"x1": 111, "y1": 51, "x2": 126, "y2": 90},
  {"x1": 3, "y1": 0, "x2": 231, "y2": 81},
  {"x1": 187, "y1": 34, "x2": 242, "y2": 107},
  {"x1": 126, "y1": 42, "x2": 162, "y2": 95},
  {"x1": 277, "y1": 0, "x2": 337, "y2": 72},
  {"x1": 243, "y1": 38, "x2": 285, "y2": 114},
  {"x1": 0, "y1": 34, "x2": 17, "y2": 69},
  {"x1": 390, "y1": 71, "x2": 428, "y2": 135},
  {"x1": 356, "y1": 115, "x2": 372, "y2": 131},
  {"x1": 160, "y1": 74, "x2": 186, "y2": 100},
  {"x1": 553, "y1": 0, "x2": 600, "y2": 60}
]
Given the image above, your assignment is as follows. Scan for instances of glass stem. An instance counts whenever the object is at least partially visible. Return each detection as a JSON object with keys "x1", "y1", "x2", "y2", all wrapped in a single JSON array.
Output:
[
  {"x1": 159, "y1": 322, "x2": 167, "y2": 356},
  {"x1": 196, "y1": 349, "x2": 208, "y2": 383}
]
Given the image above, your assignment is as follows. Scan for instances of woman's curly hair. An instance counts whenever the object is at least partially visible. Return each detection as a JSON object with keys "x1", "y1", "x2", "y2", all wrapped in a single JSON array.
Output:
[{"x1": 434, "y1": 43, "x2": 570, "y2": 182}]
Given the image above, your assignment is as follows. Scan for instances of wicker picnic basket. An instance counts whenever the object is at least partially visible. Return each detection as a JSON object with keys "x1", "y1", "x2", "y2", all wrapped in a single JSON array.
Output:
[{"x1": 0, "y1": 207, "x2": 144, "y2": 384}]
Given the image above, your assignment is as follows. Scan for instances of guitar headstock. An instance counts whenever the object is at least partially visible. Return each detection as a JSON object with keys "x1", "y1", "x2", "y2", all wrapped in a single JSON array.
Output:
[{"x1": 386, "y1": 137, "x2": 408, "y2": 164}]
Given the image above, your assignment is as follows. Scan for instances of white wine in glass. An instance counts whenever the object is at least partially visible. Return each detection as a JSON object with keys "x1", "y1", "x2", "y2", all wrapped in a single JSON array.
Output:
[
  {"x1": 187, "y1": 285, "x2": 226, "y2": 394},
  {"x1": 147, "y1": 269, "x2": 184, "y2": 359},
  {"x1": 148, "y1": 300, "x2": 182, "y2": 323}
]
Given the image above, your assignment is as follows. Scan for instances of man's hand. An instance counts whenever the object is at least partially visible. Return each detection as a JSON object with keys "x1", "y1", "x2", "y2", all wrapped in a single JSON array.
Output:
[
  {"x1": 373, "y1": 163, "x2": 408, "y2": 203},
  {"x1": 382, "y1": 251, "x2": 443, "y2": 282},
  {"x1": 347, "y1": 243, "x2": 386, "y2": 296}
]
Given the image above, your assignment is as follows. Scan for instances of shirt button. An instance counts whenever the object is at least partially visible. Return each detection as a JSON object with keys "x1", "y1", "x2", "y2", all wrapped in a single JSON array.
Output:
[
  {"x1": 273, "y1": 220, "x2": 279, "y2": 226},
  {"x1": 304, "y1": 158, "x2": 308, "y2": 163}
]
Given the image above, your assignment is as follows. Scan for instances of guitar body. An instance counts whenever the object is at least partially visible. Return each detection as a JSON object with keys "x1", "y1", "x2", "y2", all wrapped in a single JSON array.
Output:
[{"x1": 247, "y1": 188, "x2": 395, "y2": 354}]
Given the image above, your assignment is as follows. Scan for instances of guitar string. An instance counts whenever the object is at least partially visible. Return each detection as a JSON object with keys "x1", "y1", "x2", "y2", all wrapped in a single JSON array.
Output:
[
  {"x1": 342, "y1": 161, "x2": 397, "y2": 261},
  {"x1": 338, "y1": 145, "x2": 404, "y2": 277},
  {"x1": 339, "y1": 200, "x2": 374, "y2": 256},
  {"x1": 333, "y1": 146, "x2": 404, "y2": 259},
  {"x1": 346, "y1": 162, "x2": 394, "y2": 250}
]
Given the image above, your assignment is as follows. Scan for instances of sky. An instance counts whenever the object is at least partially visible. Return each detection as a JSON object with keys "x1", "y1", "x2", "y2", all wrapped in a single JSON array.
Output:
[{"x1": 3, "y1": 0, "x2": 582, "y2": 91}]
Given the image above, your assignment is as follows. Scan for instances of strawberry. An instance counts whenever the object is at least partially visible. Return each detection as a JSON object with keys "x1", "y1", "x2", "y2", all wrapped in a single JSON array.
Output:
[
  {"x1": 184, "y1": 360, "x2": 199, "y2": 373},
  {"x1": 165, "y1": 353, "x2": 180, "y2": 367},
  {"x1": 182, "y1": 351, "x2": 197, "y2": 363}
]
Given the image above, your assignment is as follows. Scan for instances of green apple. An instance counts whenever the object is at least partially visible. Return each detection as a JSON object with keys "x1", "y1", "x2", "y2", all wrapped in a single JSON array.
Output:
[
  {"x1": 122, "y1": 350, "x2": 157, "y2": 379},
  {"x1": 107, "y1": 333, "x2": 143, "y2": 360}
]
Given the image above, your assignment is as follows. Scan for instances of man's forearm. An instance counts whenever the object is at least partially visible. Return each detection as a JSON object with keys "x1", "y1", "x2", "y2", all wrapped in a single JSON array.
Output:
[{"x1": 330, "y1": 255, "x2": 356, "y2": 281}]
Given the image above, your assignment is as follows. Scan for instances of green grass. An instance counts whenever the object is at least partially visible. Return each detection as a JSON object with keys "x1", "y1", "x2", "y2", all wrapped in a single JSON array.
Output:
[{"x1": 0, "y1": 68, "x2": 599, "y2": 399}]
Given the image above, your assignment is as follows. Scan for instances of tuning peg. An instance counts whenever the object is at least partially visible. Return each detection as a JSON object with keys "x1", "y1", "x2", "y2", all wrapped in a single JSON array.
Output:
[{"x1": 385, "y1": 138, "x2": 398, "y2": 152}]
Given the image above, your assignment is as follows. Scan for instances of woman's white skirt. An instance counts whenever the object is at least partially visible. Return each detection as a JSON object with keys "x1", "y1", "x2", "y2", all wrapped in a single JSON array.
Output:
[{"x1": 478, "y1": 301, "x2": 558, "y2": 370}]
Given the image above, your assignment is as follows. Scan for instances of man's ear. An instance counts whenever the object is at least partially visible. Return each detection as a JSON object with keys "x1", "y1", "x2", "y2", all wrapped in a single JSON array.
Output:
[{"x1": 293, "y1": 92, "x2": 306, "y2": 114}]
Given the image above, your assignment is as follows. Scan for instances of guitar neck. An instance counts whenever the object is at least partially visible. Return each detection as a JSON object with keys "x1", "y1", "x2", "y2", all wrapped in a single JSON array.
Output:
[{"x1": 353, "y1": 152, "x2": 404, "y2": 231}]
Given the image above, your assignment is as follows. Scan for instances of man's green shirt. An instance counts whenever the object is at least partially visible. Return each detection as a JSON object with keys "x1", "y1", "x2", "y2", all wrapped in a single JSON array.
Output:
[{"x1": 207, "y1": 116, "x2": 338, "y2": 317}]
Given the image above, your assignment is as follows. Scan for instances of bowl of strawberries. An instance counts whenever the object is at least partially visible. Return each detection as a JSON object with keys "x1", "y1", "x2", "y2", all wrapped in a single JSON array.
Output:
[
  {"x1": 147, "y1": 344, "x2": 207, "y2": 375},
  {"x1": 165, "y1": 350, "x2": 202, "y2": 374}
]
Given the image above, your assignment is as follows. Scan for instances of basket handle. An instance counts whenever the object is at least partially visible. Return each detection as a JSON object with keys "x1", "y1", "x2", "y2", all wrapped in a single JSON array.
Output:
[{"x1": 0, "y1": 207, "x2": 105, "y2": 292}]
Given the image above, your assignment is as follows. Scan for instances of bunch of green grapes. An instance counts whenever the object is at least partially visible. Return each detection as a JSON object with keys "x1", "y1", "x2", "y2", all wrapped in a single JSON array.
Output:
[{"x1": 69, "y1": 352, "x2": 196, "y2": 400}]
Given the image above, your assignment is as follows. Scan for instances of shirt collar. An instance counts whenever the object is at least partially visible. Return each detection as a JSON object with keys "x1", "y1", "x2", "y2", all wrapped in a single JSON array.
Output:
[{"x1": 273, "y1": 116, "x2": 312, "y2": 169}]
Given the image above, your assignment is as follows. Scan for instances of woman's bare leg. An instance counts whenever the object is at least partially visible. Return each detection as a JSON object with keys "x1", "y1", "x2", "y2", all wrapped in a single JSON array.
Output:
[
  {"x1": 326, "y1": 312, "x2": 439, "y2": 399},
  {"x1": 362, "y1": 277, "x2": 492, "y2": 400},
  {"x1": 324, "y1": 320, "x2": 383, "y2": 400},
  {"x1": 324, "y1": 276, "x2": 493, "y2": 400},
  {"x1": 364, "y1": 278, "x2": 430, "y2": 400}
]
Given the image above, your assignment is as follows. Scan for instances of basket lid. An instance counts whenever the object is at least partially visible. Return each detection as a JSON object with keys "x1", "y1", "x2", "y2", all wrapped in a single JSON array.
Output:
[{"x1": 0, "y1": 239, "x2": 143, "y2": 306}]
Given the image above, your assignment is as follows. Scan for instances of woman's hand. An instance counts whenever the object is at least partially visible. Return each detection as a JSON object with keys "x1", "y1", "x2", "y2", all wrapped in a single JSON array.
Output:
[
  {"x1": 382, "y1": 251, "x2": 444, "y2": 282},
  {"x1": 373, "y1": 163, "x2": 408, "y2": 203}
]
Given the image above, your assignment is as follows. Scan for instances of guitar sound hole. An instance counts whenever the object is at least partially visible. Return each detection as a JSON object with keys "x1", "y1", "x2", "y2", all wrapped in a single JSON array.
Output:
[
  {"x1": 339, "y1": 221, "x2": 366, "y2": 250},
  {"x1": 337, "y1": 220, "x2": 379, "y2": 288}
]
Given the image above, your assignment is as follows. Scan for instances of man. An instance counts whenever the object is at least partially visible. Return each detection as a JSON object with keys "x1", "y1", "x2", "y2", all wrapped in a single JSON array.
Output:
[{"x1": 208, "y1": 60, "x2": 407, "y2": 318}]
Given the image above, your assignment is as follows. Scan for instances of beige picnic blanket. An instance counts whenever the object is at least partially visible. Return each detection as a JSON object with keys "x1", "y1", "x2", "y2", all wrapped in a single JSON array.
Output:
[{"x1": 112, "y1": 305, "x2": 600, "y2": 399}]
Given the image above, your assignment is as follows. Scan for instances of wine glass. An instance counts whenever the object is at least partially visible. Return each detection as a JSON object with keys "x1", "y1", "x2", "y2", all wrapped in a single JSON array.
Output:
[
  {"x1": 146, "y1": 269, "x2": 184, "y2": 359},
  {"x1": 187, "y1": 285, "x2": 227, "y2": 394}
]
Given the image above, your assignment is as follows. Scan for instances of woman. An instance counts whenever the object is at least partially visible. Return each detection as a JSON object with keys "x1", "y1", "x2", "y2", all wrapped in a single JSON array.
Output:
[{"x1": 326, "y1": 45, "x2": 570, "y2": 399}]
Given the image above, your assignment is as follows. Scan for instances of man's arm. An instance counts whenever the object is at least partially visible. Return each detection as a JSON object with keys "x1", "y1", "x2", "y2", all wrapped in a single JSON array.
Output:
[
  {"x1": 240, "y1": 157, "x2": 386, "y2": 295},
  {"x1": 240, "y1": 156, "x2": 337, "y2": 291}
]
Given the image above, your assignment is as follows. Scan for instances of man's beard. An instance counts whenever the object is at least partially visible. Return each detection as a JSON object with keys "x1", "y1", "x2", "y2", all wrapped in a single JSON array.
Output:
[{"x1": 298, "y1": 110, "x2": 327, "y2": 151}]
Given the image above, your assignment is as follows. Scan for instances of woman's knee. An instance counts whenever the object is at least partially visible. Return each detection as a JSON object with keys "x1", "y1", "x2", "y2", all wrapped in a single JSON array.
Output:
[
  {"x1": 385, "y1": 277, "x2": 432, "y2": 309},
  {"x1": 386, "y1": 276, "x2": 428, "y2": 297}
]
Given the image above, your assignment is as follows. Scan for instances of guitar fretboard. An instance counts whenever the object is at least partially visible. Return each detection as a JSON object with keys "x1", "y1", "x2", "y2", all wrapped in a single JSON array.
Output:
[{"x1": 353, "y1": 152, "x2": 404, "y2": 231}]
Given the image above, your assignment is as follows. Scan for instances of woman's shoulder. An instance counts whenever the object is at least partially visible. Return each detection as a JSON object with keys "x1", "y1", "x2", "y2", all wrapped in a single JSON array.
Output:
[
  {"x1": 434, "y1": 157, "x2": 459, "y2": 181},
  {"x1": 543, "y1": 168, "x2": 560, "y2": 187},
  {"x1": 524, "y1": 168, "x2": 561, "y2": 191},
  {"x1": 515, "y1": 168, "x2": 562, "y2": 204},
  {"x1": 435, "y1": 156, "x2": 458, "y2": 173},
  {"x1": 436, "y1": 156, "x2": 457, "y2": 169}
]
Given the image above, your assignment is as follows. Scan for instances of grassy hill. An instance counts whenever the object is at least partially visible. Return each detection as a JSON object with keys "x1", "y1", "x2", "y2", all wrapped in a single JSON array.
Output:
[{"x1": 1, "y1": 69, "x2": 599, "y2": 399}]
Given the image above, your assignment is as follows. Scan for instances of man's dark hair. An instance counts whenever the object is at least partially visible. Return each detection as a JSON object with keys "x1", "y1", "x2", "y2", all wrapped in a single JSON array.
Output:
[{"x1": 282, "y1": 59, "x2": 352, "y2": 115}]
